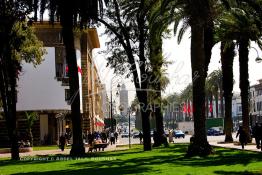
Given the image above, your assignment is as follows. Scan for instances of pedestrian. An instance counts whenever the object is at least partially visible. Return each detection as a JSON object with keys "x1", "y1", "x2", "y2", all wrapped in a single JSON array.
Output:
[
  {"x1": 101, "y1": 131, "x2": 107, "y2": 143},
  {"x1": 252, "y1": 122, "x2": 261, "y2": 149},
  {"x1": 259, "y1": 123, "x2": 262, "y2": 151},
  {"x1": 110, "y1": 131, "x2": 115, "y2": 145},
  {"x1": 139, "y1": 131, "x2": 143, "y2": 144},
  {"x1": 114, "y1": 131, "x2": 118, "y2": 143},
  {"x1": 168, "y1": 130, "x2": 174, "y2": 143},
  {"x1": 59, "y1": 134, "x2": 66, "y2": 151},
  {"x1": 236, "y1": 125, "x2": 247, "y2": 149}
]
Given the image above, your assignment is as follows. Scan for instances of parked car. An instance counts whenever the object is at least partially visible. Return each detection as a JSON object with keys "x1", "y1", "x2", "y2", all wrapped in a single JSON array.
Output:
[
  {"x1": 121, "y1": 133, "x2": 129, "y2": 138},
  {"x1": 133, "y1": 132, "x2": 140, "y2": 138},
  {"x1": 173, "y1": 130, "x2": 185, "y2": 138},
  {"x1": 207, "y1": 128, "x2": 223, "y2": 136}
]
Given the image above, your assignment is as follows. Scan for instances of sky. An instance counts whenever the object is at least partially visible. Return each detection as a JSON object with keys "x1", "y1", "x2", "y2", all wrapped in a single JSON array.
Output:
[{"x1": 92, "y1": 26, "x2": 262, "y2": 105}]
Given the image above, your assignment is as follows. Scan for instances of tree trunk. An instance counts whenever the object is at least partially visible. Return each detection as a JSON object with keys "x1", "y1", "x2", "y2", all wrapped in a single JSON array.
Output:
[
  {"x1": 206, "y1": 96, "x2": 209, "y2": 118},
  {"x1": 220, "y1": 88, "x2": 224, "y2": 118},
  {"x1": 0, "y1": 29, "x2": 20, "y2": 160},
  {"x1": 221, "y1": 41, "x2": 234, "y2": 142},
  {"x1": 238, "y1": 38, "x2": 251, "y2": 142},
  {"x1": 186, "y1": 23, "x2": 212, "y2": 157},
  {"x1": 210, "y1": 94, "x2": 214, "y2": 118},
  {"x1": 60, "y1": 4, "x2": 85, "y2": 156},
  {"x1": 149, "y1": 29, "x2": 165, "y2": 147},
  {"x1": 215, "y1": 92, "x2": 219, "y2": 118},
  {"x1": 138, "y1": 91, "x2": 151, "y2": 151}
]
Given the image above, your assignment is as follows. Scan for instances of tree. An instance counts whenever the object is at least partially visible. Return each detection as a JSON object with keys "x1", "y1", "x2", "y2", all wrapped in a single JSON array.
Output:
[
  {"x1": 25, "y1": 112, "x2": 39, "y2": 146},
  {"x1": 184, "y1": 0, "x2": 214, "y2": 156},
  {"x1": 148, "y1": 8, "x2": 170, "y2": 145},
  {"x1": 0, "y1": 0, "x2": 44, "y2": 160},
  {"x1": 208, "y1": 70, "x2": 223, "y2": 118},
  {"x1": 97, "y1": 0, "x2": 162, "y2": 151},
  {"x1": 219, "y1": 1, "x2": 262, "y2": 141},
  {"x1": 221, "y1": 41, "x2": 235, "y2": 142}
]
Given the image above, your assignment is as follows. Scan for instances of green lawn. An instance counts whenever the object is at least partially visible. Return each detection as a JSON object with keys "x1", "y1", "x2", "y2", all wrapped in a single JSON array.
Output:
[
  {"x1": 32, "y1": 145, "x2": 71, "y2": 151},
  {"x1": 0, "y1": 145, "x2": 71, "y2": 153},
  {"x1": 0, "y1": 144, "x2": 262, "y2": 175}
]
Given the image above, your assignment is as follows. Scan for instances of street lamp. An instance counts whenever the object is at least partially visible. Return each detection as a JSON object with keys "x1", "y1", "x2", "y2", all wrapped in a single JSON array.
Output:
[
  {"x1": 110, "y1": 77, "x2": 121, "y2": 131},
  {"x1": 250, "y1": 47, "x2": 262, "y2": 63}
]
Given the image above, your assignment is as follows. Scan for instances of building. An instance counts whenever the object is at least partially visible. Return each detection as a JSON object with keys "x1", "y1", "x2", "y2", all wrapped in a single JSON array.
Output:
[
  {"x1": 101, "y1": 84, "x2": 110, "y2": 120},
  {"x1": 119, "y1": 84, "x2": 129, "y2": 117},
  {"x1": 250, "y1": 79, "x2": 262, "y2": 125},
  {"x1": 0, "y1": 22, "x2": 105, "y2": 147},
  {"x1": 231, "y1": 92, "x2": 242, "y2": 126}
]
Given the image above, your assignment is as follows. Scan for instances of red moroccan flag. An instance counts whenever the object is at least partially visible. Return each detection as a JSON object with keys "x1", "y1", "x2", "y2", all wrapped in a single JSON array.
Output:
[
  {"x1": 65, "y1": 65, "x2": 82, "y2": 75},
  {"x1": 187, "y1": 101, "x2": 191, "y2": 114},
  {"x1": 183, "y1": 104, "x2": 187, "y2": 113},
  {"x1": 209, "y1": 103, "x2": 213, "y2": 112}
]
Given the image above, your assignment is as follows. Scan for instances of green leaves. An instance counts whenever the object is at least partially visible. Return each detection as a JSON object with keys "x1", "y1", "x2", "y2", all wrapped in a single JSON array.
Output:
[
  {"x1": 25, "y1": 111, "x2": 38, "y2": 129},
  {"x1": 10, "y1": 21, "x2": 45, "y2": 68}
]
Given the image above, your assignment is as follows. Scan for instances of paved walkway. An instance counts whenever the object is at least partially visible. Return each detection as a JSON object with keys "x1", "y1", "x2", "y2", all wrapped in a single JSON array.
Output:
[
  {"x1": 0, "y1": 140, "x2": 261, "y2": 158},
  {"x1": 210, "y1": 141, "x2": 262, "y2": 152},
  {"x1": 0, "y1": 142, "x2": 128, "y2": 158}
]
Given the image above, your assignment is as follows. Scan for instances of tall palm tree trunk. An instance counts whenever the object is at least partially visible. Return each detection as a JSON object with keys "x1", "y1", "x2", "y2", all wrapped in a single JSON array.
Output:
[
  {"x1": 137, "y1": 91, "x2": 151, "y2": 151},
  {"x1": 238, "y1": 38, "x2": 251, "y2": 142},
  {"x1": 187, "y1": 23, "x2": 212, "y2": 156},
  {"x1": 221, "y1": 41, "x2": 234, "y2": 142},
  {"x1": 220, "y1": 88, "x2": 224, "y2": 118},
  {"x1": 215, "y1": 92, "x2": 219, "y2": 118},
  {"x1": 60, "y1": 4, "x2": 84, "y2": 156},
  {"x1": 149, "y1": 27, "x2": 165, "y2": 146},
  {"x1": 206, "y1": 96, "x2": 209, "y2": 118},
  {"x1": 210, "y1": 94, "x2": 214, "y2": 118}
]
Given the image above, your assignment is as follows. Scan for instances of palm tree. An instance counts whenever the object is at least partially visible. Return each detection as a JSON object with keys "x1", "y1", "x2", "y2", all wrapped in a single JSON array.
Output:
[
  {"x1": 179, "y1": 83, "x2": 192, "y2": 121},
  {"x1": 25, "y1": 112, "x2": 39, "y2": 146},
  {"x1": 208, "y1": 70, "x2": 223, "y2": 118},
  {"x1": 161, "y1": 0, "x2": 217, "y2": 156},
  {"x1": 218, "y1": 2, "x2": 262, "y2": 141},
  {"x1": 184, "y1": 0, "x2": 214, "y2": 156},
  {"x1": 148, "y1": 2, "x2": 171, "y2": 147},
  {"x1": 221, "y1": 41, "x2": 235, "y2": 142}
]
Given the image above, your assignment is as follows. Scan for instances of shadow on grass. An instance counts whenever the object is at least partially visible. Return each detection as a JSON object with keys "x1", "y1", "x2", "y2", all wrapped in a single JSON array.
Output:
[
  {"x1": 2, "y1": 144, "x2": 262, "y2": 175},
  {"x1": 214, "y1": 170, "x2": 262, "y2": 175}
]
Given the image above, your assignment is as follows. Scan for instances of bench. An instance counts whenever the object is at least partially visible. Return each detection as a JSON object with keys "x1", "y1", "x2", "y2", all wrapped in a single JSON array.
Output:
[{"x1": 88, "y1": 143, "x2": 109, "y2": 152}]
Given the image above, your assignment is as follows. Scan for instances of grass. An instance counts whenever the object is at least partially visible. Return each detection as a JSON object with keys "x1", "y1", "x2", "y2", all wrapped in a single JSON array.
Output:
[
  {"x1": 32, "y1": 145, "x2": 71, "y2": 151},
  {"x1": 0, "y1": 145, "x2": 70, "y2": 152},
  {"x1": 0, "y1": 144, "x2": 262, "y2": 175}
]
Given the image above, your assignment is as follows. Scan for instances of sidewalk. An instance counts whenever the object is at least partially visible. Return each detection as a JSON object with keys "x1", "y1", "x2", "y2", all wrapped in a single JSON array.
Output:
[
  {"x1": 0, "y1": 142, "x2": 128, "y2": 158},
  {"x1": 210, "y1": 141, "x2": 262, "y2": 152},
  {"x1": 1, "y1": 139, "x2": 260, "y2": 158}
]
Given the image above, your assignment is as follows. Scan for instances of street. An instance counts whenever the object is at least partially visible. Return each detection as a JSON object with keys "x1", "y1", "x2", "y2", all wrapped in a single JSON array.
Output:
[{"x1": 118, "y1": 133, "x2": 243, "y2": 145}]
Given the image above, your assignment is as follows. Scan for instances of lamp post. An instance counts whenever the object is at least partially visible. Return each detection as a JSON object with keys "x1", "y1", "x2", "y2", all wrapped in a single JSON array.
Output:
[
  {"x1": 110, "y1": 76, "x2": 121, "y2": 131},
  {"x1": 251, "y1": 47, "x2": 262, "y2": 63},
  {"x1": 252, "y1": 47, "x2": 262, "y2": 123}
]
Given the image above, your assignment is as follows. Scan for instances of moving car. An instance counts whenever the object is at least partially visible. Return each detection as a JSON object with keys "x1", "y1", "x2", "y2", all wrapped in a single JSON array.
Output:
[{"x1": 173, "y1": 130, "x2": 185, "y2": 138}]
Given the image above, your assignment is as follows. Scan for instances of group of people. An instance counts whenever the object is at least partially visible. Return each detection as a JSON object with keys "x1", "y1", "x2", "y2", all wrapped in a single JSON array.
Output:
[
  {"x1": 58, "y1": 130, "x2": 119, "y2": 151},
  {"x1": 236, "y1": 122, "x2": 262, "y2": 150},
  {"x1": 84, "y1": 130, "x2": 119, "y2": 146}
]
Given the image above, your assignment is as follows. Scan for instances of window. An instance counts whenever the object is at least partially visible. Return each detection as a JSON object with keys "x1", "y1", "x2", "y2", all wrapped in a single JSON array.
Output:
[
  {"x1": 65, "y1": 89, "x2": 70, "y2": 102},
  {"x1": 257, "y1": 89, "x2": 262, "y2": 96}
]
